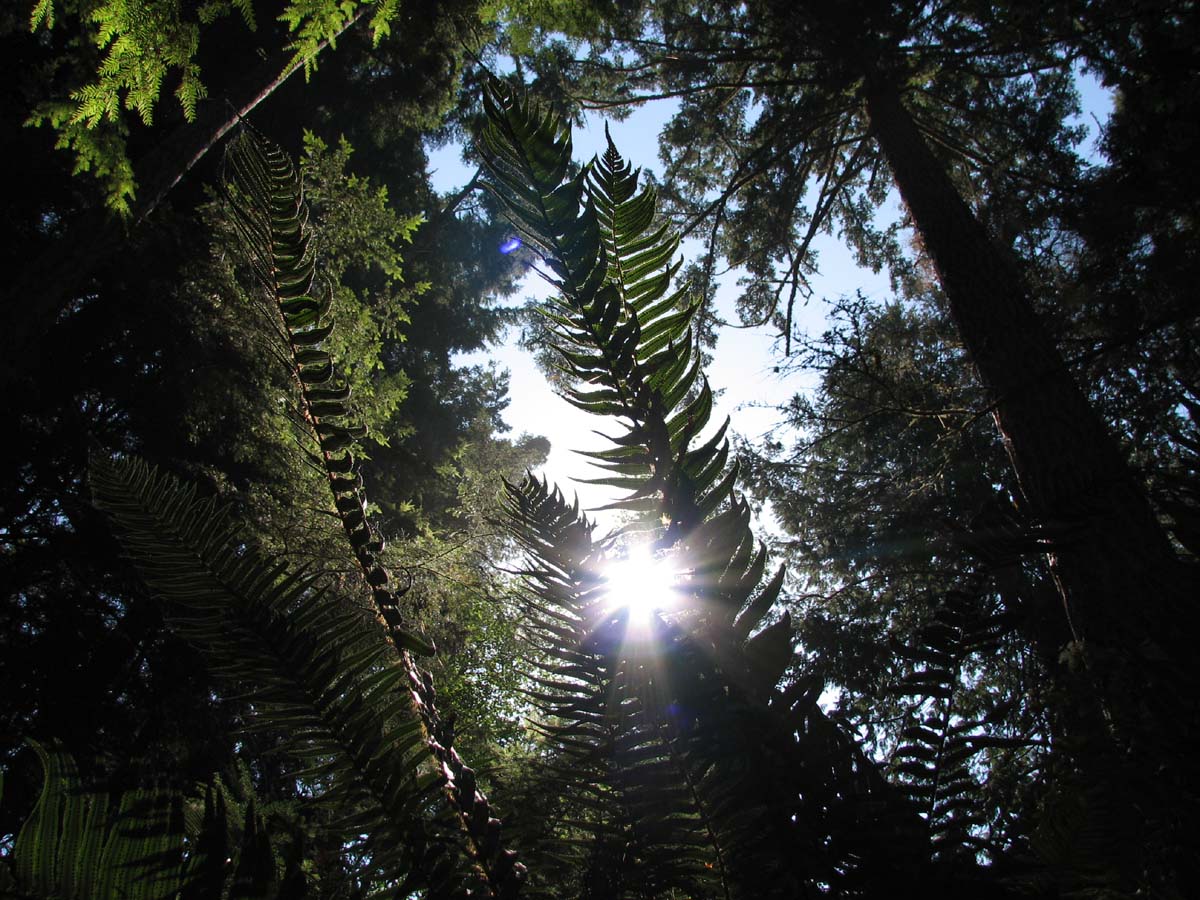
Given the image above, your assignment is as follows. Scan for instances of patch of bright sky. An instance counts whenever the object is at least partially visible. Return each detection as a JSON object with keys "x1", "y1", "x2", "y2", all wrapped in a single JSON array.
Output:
[
  {"x1": 431, "y1": 72, "x2": 1112, "y2": 529},
  {"x1": 1072, "y1": 63, "x2": 1116, "y2": 163},
  {"x1": 432, "y1": 106, "x2": 886, "y2": 525}
]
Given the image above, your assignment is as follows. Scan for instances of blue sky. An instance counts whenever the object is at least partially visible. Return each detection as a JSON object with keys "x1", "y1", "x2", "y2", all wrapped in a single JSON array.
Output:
[
  {"x1": 429, "y1": 104, "x2": 888, "y2": 522},
  {"x1": 430, "y1": 74, "x2": 1113, "y2": 527}
]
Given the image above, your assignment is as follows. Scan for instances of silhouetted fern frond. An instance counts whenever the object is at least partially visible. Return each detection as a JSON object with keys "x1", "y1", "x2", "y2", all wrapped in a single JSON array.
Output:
[
  {"x1": 888, "y1": 579, "x2": 1034, "y2": 864},
  {"x1": 221, "y1": 128, "x2": 527, "y2": 898},
  {"x1": 502, "y1": 475, "x2": 741, "y2": 899},
  {"x1": 481, "y1": 85, "x2": 727, "y2": 539},
  {"x1": 222, "y1": 127, "x2": 427, "y2": 656},
  {"x1": 482, "y1": 84, "x2": 936, "y2": 898}
]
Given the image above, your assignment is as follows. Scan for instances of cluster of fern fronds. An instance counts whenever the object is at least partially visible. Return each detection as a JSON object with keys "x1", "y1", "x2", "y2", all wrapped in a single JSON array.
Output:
[{"x1": 1, "y1": 85, "x2": 1035, "y2": 899}]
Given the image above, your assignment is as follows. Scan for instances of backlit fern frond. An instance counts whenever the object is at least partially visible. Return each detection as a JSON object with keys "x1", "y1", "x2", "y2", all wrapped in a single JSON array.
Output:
[
  {"x1": 221, "y1": 128, "x2": 526, "y2": 898},
  {"x1": 221, "y1": 127, "x2": 425, "y2": 654},
  {"x1": 2, "y1": 740, "x2": 274, "y2": 900},
  {"x1": 480, "y1": 82, "x2": 780, "y2": 657},
  {"x1": 90, "y1": 454, "x2": 481, "y2": 896},
  {"x1": 482, "y1": 83, "x2": 938, "y2": 897},
  {"x1": 888, "y1": 581, "x2": 1033, "y2": 864},
  {"x1": 502, "y1": 475, "x2": 742, "y2": 899},
  {"x1": 480, "y1": 85, "x2": 727, "y2": 539}
]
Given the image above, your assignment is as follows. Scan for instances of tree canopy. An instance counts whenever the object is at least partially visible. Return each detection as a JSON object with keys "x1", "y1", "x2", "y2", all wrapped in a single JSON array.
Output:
[{"x1": 2, "y1": 2, "x2": 1198, "y2": 899}]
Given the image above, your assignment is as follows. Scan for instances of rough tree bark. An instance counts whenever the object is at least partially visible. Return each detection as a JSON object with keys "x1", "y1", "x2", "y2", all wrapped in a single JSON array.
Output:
[{"x1": 860, "y1": 70, "x2": 1199, "y2": 894}]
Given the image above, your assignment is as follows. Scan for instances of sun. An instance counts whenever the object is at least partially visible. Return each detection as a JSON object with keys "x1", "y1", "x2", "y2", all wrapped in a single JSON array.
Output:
[{"x1": 602, "y1": 544, "x2": 680, "y2": 627}]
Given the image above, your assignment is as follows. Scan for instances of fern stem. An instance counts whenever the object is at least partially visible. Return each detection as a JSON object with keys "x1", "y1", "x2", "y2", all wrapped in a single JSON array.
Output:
[{"x1": 224, "y1": 128, "x2": 527, "y2": 898}]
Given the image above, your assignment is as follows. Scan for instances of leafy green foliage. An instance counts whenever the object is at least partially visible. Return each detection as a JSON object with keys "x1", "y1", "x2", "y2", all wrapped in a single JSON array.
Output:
[
  {"x1": 278, "y1": 0, "x2": 385, "y2": 72},
  {"x1": 0, "y1": 113, "x2": 535, "y2": 897},
  {"x1": 5, "y1": 5, "x2": 1200, "y2": 898},
  {"x1": 26, "y1": 0, "x2": 246, "y2": 212},
  {"x1": 222, "y1": 124, "x2": 436, "y2": 656},
  {"x1": 69, "y1": 0, "x2": 210, "y2": 128},
  {"x1": 3, "y1": 10, "x2": 534, "y2": 894},
  {"x1": 216, "y1": 125, "x2": 531, "y2": 898},
  {"x1": 89, "y1": 453, "x2": 475, "y2": 894},
  {"x1": 23, "y1": 0, "x2": 404, "y2": 212},
  {"x1": 23, "y1": 98, "x2": 138, "y2": 214},
  {"x1": 298, "y1": 131, "x2": 425, "y2": 429},
  {"x1": 2, "y1": 740, "x2": 277, "y2": 900}
]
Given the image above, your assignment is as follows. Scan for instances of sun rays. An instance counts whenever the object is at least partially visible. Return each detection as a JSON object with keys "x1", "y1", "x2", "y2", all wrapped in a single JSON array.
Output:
[{"x1": 601, "y1": 543, "x2": 681, "y2": 628}]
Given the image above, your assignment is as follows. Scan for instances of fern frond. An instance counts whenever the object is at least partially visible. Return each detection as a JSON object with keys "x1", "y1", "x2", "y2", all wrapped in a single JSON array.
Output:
[
  {"x1": 29, "y1": 0, "x2": 54, "y2": 30},
  {"x1": 222, "y1": 128, "x2": 527, "y2": 897},
  {"x1": 483, "y1": 84, "x2": 938, "y2": 897},
  {"x1": 502, "y1": 475, "x2": 738, "y2": 899},
  {"x1": 502, "y1": 472, "x2": 922, "y2": 896},
  {"x1": 4, "y1": 740, "x2": 274, "y2": 900},
  {"x1": 480, "y1": 83, "x2": 722, "y2": 542},
  {"x1": 223, "y1": 125, "x2": 429, "y2": 656},
  {"x1": 886, "y1": 579, "x2": 1039, "y2": 867},
  {"x1": 90, "y1": 453, "x2": 490, "y2": 896}
]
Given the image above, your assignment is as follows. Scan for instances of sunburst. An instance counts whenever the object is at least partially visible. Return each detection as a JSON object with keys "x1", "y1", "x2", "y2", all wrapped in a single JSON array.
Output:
[{"x1": 601, "y1": 543, "x2": 680, "y2": 628}]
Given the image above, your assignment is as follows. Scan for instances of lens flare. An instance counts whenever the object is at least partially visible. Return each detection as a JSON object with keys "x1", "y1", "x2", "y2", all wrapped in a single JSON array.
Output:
[{"x1": 602, "y1": 545, "x2": 679, "y2": 627}]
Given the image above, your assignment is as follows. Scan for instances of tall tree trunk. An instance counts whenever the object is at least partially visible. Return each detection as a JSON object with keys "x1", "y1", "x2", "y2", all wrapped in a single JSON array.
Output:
[
  {"x1": 863, "y1": 76, "x2": 1193, "y2": 662},
  {"x1": 1, "y1": 9, "x2": 367, "y2": 386},
  {"x1": 862, "y1": 74, "x2": 1198, "y2": 894},
  {"x1": 862, "y1": 71, "x2": 1198, "y2": 873}
]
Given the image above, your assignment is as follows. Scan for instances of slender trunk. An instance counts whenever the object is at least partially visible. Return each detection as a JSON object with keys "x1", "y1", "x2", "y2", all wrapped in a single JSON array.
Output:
[{"x1": 2, "y1": 11, "x2": 366, "y2": 385}]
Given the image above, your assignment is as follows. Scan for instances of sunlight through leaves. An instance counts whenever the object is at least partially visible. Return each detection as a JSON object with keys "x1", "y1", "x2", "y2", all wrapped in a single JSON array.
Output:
[{"x1": 601, "y1": 543, "x2": 681, "y2": 628}]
